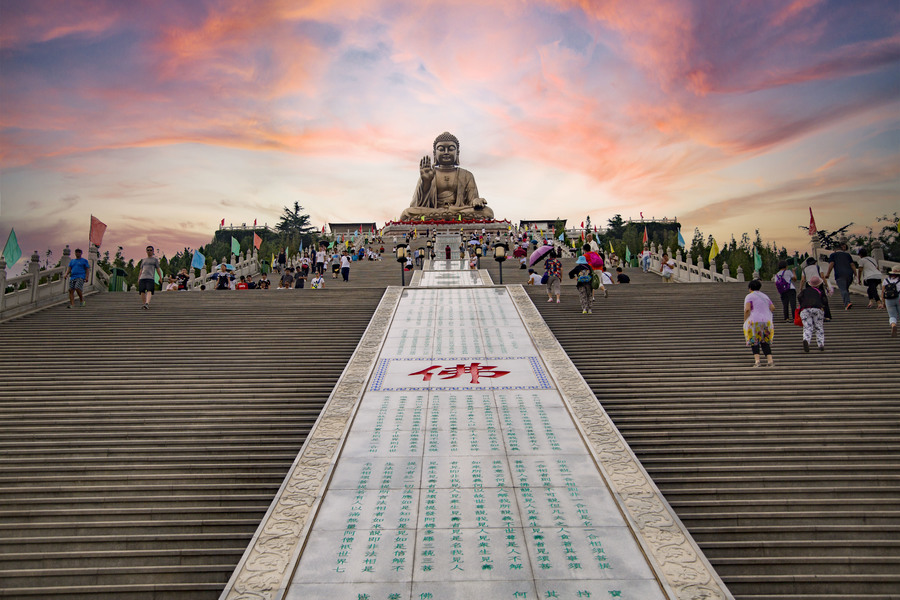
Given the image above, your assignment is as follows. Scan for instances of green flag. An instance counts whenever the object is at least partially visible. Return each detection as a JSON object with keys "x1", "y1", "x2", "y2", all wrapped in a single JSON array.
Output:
[
  {"x1": 2, "y1": 228, "x2": 22, "y2": 267},
  {"x1": 754, "y1": 246, "x2": 763, "y2": 272},
  {"x1": 625, "y1": 246, "x2": 632, "y2": 262},
  {"x1": 231, "y1": 236, "x2": 240, "y2": 256}
]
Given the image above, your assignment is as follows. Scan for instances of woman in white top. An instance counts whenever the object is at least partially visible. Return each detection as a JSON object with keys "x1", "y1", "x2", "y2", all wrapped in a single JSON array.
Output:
[
  {"x1": 660, "y1": 253, "x2": 676, "y2": 283},
  {"x1": 743, "y1": 279, "x2": 776, "y2": 367},
  {"x1": 857, "y1": 248, "x2": 882, "y2": 308},
  {"x1": 799, "y1": 257, "x2": 832, "y2": 320}
]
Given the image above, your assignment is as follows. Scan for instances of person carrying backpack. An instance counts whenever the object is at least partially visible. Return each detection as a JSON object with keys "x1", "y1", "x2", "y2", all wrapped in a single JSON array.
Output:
[
  {"x1": 798, "y1": 275, "x2": 827, "y2": 352},
  {"x1": 857, "y1": 248, "x2": 882, "y2": 308},
  {"x1": 880, "y1": 265, "x2": 900, "y2": 338},
  {"x1": 774, "y1": 260, "x2": 797, "y2": 322},
  {"x1": 568, "y1": 255, "x2": 595, "y2": 314}
]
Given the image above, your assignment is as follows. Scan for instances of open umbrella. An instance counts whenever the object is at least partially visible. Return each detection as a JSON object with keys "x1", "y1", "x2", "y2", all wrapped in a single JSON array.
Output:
[
  {"x1": 583, "y1": 251, "x2": 604, "y2": 269},
  {"x1": 529, "y1": 245, "x2": 554, "y2": 266}
]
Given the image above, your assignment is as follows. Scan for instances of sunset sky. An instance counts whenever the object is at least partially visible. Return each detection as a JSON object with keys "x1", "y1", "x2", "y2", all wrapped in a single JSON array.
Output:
[{"x1": 1, "y1": 0, "x2": 898, "y2": 270}]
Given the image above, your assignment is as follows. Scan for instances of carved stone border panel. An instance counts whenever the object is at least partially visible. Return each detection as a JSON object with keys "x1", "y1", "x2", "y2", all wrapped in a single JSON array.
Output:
[
  {"x1": 220, "y1": 287, "x2": 404, "y2": 600},
  {"x1": 507, "y1": 285, "x2": 734, "y2": 600}
]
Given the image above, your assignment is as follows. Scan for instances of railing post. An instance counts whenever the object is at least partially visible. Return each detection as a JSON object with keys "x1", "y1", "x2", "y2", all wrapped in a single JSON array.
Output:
[
  {"x1": 28, "y1": 250, "x2": 41, "y2": 303},
  {"x1": 0, "y1": 257, "x2": 7, "y2": 313},
  {"x1": 709, "y1": 258, "x2": 717, "y2": 280},
  {"x1": 87, "y1": 245, "x2": 99, "y2": 289},
  {"x1": 59, "y1": 245, "x2": 72, "y2": 295},
  {"x1": 736, "y1": 266, "x2": 745, "y2": 282},
  {"x1": 723, "y1": 262, "x2": 730, "y2": 280},
  {"x1": 698, "y1": 257, "x2": 706, "y2": 281},
  {"x1": 872, "y1": 240, "x2": 885, "y2": 264}
]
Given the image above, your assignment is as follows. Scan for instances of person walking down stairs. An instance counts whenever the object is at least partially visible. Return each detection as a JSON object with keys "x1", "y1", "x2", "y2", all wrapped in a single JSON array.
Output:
[
  {"x1": 743, "y1": 279, "x2": 775, "y2": 367},
  {"x1": 138, "y1": 246, "x2": 163, "y2": 310}
]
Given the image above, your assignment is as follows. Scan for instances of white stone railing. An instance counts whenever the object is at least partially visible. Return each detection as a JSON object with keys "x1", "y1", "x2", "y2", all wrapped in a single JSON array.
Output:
[
  {"x1": 1, "y1": 245, "x2": 110, "y2": 320},
  {"x1": 186, "y1": 248, "x2": 262, "y2": 290},
  {"x1": 645, "y1": 242, "x2": 743, "y2": 283}
]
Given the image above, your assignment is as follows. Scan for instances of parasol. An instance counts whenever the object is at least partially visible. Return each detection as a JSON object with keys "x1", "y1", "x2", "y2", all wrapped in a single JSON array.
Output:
[{"x1": 529, "y1": 245, "x2": 554, "y2": 266}]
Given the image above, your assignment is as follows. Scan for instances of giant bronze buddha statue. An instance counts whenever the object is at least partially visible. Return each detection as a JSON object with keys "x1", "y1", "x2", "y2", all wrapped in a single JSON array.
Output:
[{"x1": 400, "y1": 132, "x2": 494, "y2": 221}]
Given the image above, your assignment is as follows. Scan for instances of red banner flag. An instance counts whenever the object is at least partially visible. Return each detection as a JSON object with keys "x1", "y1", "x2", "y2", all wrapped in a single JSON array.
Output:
[
  {"x1": 253, "y1": 218, "x2": 257, "y2": 227},
  {"x1": 322, "y1": 225, "x2": 326, "y2": 233},
  {"x1": 808, "y1": 207, "x2": 817, "y2": 236},
  {"x1": 642, "y1": 226, "x2": 648, "y2": 244},
  {"x1": 580, "y1": 221, "x2": 584, "y2": 228},
  {"x1": 253, "y1": 233, "x2": 262, "y2": 250},
  {"x1": 89, "y1": 215, "x2": 107, "y2": 247},
  {"x1": 220, "y1": 218, "x2": 225, "y2": 227}
]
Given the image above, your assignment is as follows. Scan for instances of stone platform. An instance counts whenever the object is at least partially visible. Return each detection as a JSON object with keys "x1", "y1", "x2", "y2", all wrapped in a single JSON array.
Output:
[{"x1": 219, "y1": 264, "x2": 732, "y2": 600}]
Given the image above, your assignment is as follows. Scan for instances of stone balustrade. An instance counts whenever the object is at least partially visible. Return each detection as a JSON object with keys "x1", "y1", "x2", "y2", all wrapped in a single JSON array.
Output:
[
  {"x1": 645, "y1": 242, "x2": 743, "y2": 283},
  {"x1": 1, "y1": 245, "x2": 110, "y2": 320}
]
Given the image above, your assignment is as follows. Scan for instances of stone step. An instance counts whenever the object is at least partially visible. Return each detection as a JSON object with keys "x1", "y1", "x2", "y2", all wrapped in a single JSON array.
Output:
[
  {"x1": 0, "y1": 564, "x2": 235, "y2": 588},
  {"x1": 1, "y1": 548, "x2": 246, "y2": 569},
  {"x1": 0, "y1": 583, "x2": 224, "y2": 600},
  {"x1": 0, "y1": 533, "x2": 249, "y2": 553}
]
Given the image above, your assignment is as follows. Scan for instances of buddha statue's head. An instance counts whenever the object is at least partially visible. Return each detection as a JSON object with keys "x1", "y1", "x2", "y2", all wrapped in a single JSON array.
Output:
[{"x1": 433, "y1": 131, "x2": 460, "y2": 167}]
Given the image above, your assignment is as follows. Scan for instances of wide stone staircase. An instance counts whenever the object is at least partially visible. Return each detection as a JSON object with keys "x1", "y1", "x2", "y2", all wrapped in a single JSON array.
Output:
[
  {"x1": 0, "y1": 285, "x2": 389, "y2": 599},
  {"x1": 2, "y1": 256, "x2": 898, "y2": 600},
  {"x1": 525, "y1": 274, "x2": 900, "y2": 600}
]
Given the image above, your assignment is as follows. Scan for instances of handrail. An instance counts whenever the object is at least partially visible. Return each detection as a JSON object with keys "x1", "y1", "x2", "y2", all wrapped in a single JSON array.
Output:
[{"x1": 0, "y1": 246, "x2": 110, "y2": 321}]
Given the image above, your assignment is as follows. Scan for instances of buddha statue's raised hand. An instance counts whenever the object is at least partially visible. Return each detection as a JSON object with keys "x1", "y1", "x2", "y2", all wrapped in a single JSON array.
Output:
[{"x1": 419, "y1": 155, "x2": 434, "y2": 187}]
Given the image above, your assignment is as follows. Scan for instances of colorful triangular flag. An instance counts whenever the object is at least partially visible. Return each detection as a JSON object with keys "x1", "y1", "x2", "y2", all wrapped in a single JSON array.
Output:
[
  {"x1": 808, "y1": 208, "x2": 817, "y2": 236},
  {"x1": 2, "y1": 228, "x2": 22, "y2": 267},
  {"x1": 191, "y1": 249, "x2": 205, "y2": 270},
  {"x1": 677, "y1": 228, "x2": 686, "y2": 248},
  {"x1": 253, "y1": 233, "x2": 262, "y2": 250},
  {"x1": 709, "y1": 238, "x2": 720, "y2": 262},
  {"x1": 89, "y1": 215, "x2": 107, "y2": 247},
  {"x1": 231, "y1": 237, "x2": 240, "y2": 256},
  {"x1": 642, "y1": 226, "x2": 648, "y2": 244}
]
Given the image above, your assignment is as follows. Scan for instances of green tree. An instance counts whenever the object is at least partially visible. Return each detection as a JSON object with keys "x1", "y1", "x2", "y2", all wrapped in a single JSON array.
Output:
[{"x1": 607, "y1": 214, "x2": 626, "y2": 239}]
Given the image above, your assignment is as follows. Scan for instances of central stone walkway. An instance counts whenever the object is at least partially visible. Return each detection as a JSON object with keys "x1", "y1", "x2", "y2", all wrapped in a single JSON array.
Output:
[{"x1": 221, "y1": 261, "x2": 731, "y2": 600}]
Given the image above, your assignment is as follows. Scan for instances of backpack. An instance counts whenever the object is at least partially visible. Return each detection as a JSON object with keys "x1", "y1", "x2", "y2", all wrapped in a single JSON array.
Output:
[
  {"x1": 540, "y1": 272, "x2": 549, "y2": 285},
  {"x1": 591, "y1": 273, "x2": 601, "y2": 289},
  {"x1": 885, "y1": 278, "x2": 900, "y2": 300},
  {"x1": 775, "y1": 271, "x2": 791, "y2": 294},
  {"x1": 577, "y1": 269, "x2": 593, "y2": 284}
]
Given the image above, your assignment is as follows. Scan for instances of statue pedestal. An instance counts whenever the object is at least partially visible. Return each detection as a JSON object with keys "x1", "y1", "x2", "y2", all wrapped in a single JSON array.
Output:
[{"x1": 383, "y1": 218, "x2": 512, "y2": 241}]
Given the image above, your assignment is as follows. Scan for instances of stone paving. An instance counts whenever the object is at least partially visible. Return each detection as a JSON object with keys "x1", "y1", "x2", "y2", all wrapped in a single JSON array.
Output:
[{"x1": 222, "y1": 261, "x2": 730, "y2": 600}]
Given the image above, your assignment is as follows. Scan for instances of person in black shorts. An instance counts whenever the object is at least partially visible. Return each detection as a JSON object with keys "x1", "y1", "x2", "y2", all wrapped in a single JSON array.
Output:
[{"x1": 137, "y1": 246, "x2": 163, "y2": 309}]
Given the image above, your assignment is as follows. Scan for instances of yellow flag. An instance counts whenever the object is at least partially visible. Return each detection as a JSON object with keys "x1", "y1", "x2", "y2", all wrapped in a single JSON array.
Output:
[
  {"x1": 609, "y1": 240, "x2": 615, "y2": 254},
  {"x1": 708, "y1": 238, "x2": 720, "y2": 262}
]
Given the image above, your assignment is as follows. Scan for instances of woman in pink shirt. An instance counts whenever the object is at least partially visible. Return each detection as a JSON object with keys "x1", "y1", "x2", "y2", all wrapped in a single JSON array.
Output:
[{"x1": 743, "y1": 279, "x2": 775, "y2": 367}]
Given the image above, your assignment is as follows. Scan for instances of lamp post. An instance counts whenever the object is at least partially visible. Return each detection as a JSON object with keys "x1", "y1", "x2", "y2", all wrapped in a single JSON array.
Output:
[
  {"x1": 493, "y1": 242, "x2": 508, "y2": 284},
  {"x1": 396, "y1": 244, "x2": 408, "y2": 286},
  {"x1": 475, "y1": 245, "x2": 482, "y2": 269}
]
